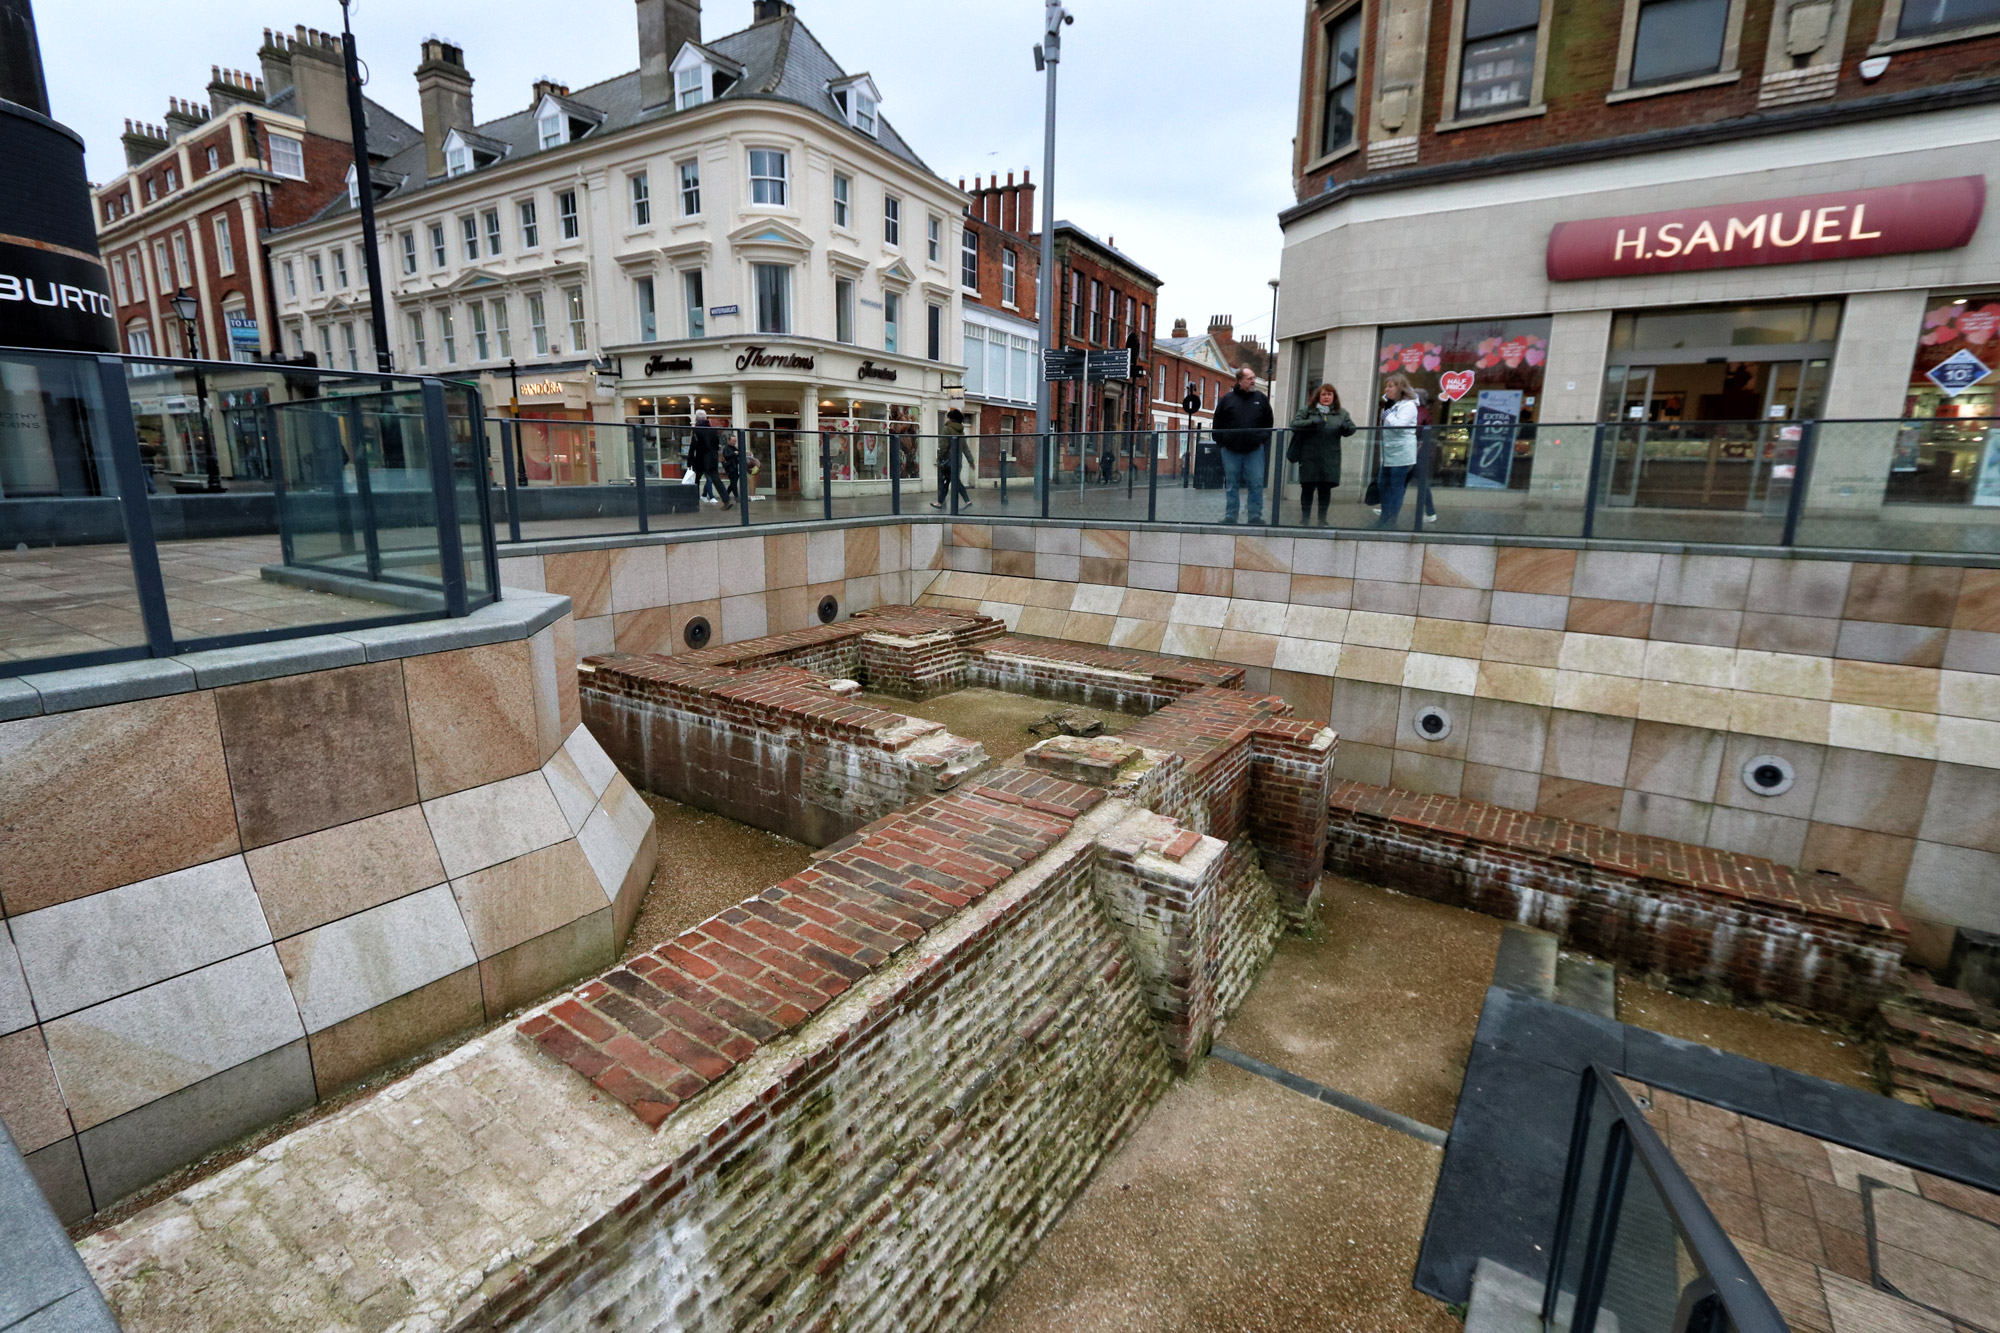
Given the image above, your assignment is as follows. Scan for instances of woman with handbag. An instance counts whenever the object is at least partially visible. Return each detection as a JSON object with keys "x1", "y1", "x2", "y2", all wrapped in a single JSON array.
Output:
[
  {"x1": 1373, "y1": 374, "x2": 1421, "y2": 529},
  {"x1": 1288, "y1": 382, "x2": 1353, "y2": 527}
]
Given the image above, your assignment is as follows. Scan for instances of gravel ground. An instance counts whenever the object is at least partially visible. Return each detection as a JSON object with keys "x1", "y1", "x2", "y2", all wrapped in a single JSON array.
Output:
[
  {"x1": 1614, "y1": 975, "x2": 1875, "y2": 1089},
  {"x1": 622, "y1": 793, "x2": 816, "y2": 958}
]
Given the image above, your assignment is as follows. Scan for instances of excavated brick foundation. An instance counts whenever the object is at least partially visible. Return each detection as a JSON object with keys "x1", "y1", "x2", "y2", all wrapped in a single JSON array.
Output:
[{"x1": 1325, "y1": 781, "x2": 1908, "y2": 1018}]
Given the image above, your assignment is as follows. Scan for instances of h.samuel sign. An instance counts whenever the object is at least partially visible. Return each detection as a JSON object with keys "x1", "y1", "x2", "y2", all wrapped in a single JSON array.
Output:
[{"x1": 1546, "y1": 176, "x2": 1984, "y2": 281}]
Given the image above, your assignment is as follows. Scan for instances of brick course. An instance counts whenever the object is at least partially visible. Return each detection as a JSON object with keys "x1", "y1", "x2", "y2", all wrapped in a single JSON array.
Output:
[{"x1": 1325, "y1": 780, "x2": 1907, "y2": 1017}]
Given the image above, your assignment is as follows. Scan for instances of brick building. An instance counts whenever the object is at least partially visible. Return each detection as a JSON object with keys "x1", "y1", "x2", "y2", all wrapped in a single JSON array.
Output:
[
  {"x1": 1278, "y1": 0, "x2": 2000, "y2": 503},
  {"x1": 92, "y1": 25, "x2": 414, "y2": 382},
  {"x1": 1149, "y1": 317, "x2": 1237, "y2": 477},
  {"x1": 956, "y1": 171, "x2": 1041, "y2": 475}
]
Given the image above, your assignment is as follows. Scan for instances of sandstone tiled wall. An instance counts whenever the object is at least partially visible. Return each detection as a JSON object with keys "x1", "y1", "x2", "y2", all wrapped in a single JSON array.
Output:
[
  {"x1": 923, "y1": 524, "x2": 2000, "y2": 967},
  {"x1": 0, "y1": 613, "x2": 656, "y2": 1221},
  {"x1": 496, "y1": 524, "x2": 946, "y2": 658}
]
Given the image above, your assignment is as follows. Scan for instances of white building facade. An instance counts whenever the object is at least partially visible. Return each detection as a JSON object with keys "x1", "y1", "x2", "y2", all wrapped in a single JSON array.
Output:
[{"x1": 265, "y1": 1, "x2": 968, "y2": 498}]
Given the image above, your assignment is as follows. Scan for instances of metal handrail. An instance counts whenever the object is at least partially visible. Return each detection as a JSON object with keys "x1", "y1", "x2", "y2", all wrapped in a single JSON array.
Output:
[{"x1": 1544, "y1": 1065, "x2": 1787, "y2": 1333}]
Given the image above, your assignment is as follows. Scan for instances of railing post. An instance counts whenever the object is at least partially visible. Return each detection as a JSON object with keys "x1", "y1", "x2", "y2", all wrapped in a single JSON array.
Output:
[
  {"x1": 1780, "y1": 420, "x2": 1818, "y2": 549},
  {"x1": 265, "y1": 402, "x2": 295, "y2": 567},
  {"x1": 96, "y1": 355, "x2": 178, "y2": 658},
  {"x1": 1039, "y1": 433, "x2": 1051, "y2": 519},
  {"x1": 736, "y1": 428, "x2": 751, "y2": 526},
  {"x1": 1581, "y1": 422, "x2": 1607, "y2": 540},
  {"x1": 348, "y1": 397, "x2": 383, "y2": 582},
  {"x1": 948, "y1": 431, "x2": 963, "y2": 517},
  {"x1": 498, "y1": 418, "x2": 522, "y2": 543},
  {"x1": 421, "y1": 378, "x2": 469, "y2": 617},
  {"x1": 999, "y1": 448, "x2": 1009, "y2": 507},
  {"x1": 1147, "y1": 429, "x2": 1159, "y2": 523},
  {"x1": 1411, "y1": 429, "x2": 1430, "y2": 534},
  {"x1": 891, "y1": 431, "x2": 902, "y2": 515},
  {"x1": 632, "y1": 424, "x2": 649, "y2": 534},
  {"x1": 822, "y1": 430, "x2": 834, "y2": 522}
]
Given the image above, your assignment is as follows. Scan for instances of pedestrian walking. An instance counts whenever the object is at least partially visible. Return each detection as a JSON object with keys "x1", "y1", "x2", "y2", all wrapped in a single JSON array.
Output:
[
  {"x1": 1212, "y1": 366, "x2": 1273, "y2": 524},
  {"x1": 931, "y1": 408, "x2": 973, "y2": 510},
  {"x1": 1373, "y1": 374, "x2": 1420, "y2": 529},
  {"x1": 1288, "y1": 382, "x2": 1353, "y2": 526},
  {"x1": 690, "y1": 409, "x2": 732, "y2": 507}
]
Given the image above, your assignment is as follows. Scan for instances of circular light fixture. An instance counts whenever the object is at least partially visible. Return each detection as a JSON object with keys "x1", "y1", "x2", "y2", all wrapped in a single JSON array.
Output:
[
  {"x1": 1414, "y1": 706, "x2": 1452, "y2": 742},
  {"x1": 682, "y1": 615, "x2": 712, "y2": 649},
  {"x1": 817, "y1": 595, "x2": 840, "y2": 624},
  {"x1": 1742, "y1": 754, "x2": 1795, "y2": 797}
]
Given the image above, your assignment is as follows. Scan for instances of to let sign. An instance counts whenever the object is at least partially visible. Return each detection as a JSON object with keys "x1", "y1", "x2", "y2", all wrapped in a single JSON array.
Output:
[{"x1": 1546, "y1": 176, "x2": 1984, "y2": 281}]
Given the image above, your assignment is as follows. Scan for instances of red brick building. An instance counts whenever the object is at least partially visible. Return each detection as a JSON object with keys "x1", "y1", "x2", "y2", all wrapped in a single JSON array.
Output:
[
  {"x1": 1277, "y1": 0, "x2": 2000, "y2": 466},
  {"x1": 1046, "y1": 222, "x2": 1161, "y2": 440},
  {"x1": 956, "y1": 171, "x2": 1041, "y2": 474},
  {"x1": 93, "y1": 25, "x2": 417, "y2": 368},
  {"x1": 1149, "y1": 318, "x2": 1238, "y2": 478}
]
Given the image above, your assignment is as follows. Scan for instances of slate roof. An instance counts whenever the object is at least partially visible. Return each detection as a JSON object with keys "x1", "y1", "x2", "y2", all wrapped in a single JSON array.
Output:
[
  {"x1": 1048, "y1": 220, "x2": 1163, "y2": 287},
  {"x1": 262, "y1": 84, "x2": 422, "y2": 164},
  {"x1": 288, "y1": 12, "x2": 934, "y2": 232}
]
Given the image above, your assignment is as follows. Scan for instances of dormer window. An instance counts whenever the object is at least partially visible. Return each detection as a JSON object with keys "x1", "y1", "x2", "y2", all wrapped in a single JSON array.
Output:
[
  {"x1": 531, "y1": 94, "x2": 602, "y2": 152},
  {"x1": 538, "y1": 108, "x2": 565, "y2": 149},
  {"x1": 677, "y1": 65, "x2": 705, "y2": 109},
  {"x1": 345, "y1": 163, "x2": 359, "y2": 208},
  {"x1": 669, "y1": 42, "x2": 739, "y2": 112},
  {"x1": 829, "y1": 74, "x2": 882, "y2": 138},
  {"x1": 446, "y1": 141, "x2": 469, "y2": 177}
]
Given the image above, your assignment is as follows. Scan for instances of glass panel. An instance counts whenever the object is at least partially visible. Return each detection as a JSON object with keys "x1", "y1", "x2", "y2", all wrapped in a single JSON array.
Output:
[
  {"x1": 1794, "y1": 418, "x2": 2000, "y2": 555},
  {"x1": 1459, "y1": 29, "x2": 1537, "y2": 114},
  {"x1": 1610, "y1": 300, "x2": 1841, "y2": 352},
  {"x1": 1898, "y1": 0, "x2": 2000, "y2": 36},
  {"x1": 1592, "y1": 1155, "x2": 1700, "y2": 1333},
  {"x1": 1547, "y1": 1085, "x2": 1620, "y2": 1333},
  {"x1": 1631, "y1": 0, "x2": 1729, "y2": 84},
  {"x1": 0, "y1": 351, "x2": 149, "y2": 669}
]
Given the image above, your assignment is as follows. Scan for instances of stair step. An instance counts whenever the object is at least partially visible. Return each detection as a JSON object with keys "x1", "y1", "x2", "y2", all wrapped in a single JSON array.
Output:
[
  {"x1": 1555, "y1": 953, "x2": 1617, "y2": 1020},
  {"x1": 1885, "y1": 1046, "x2": 2000, "y2": 1099},
  {"x1": 1900, "y1": 969, "x2": 1995, "y2": 1026},
  {"x1": 1492, "y1": 925, "x2": 1557, "y2": 1002},
  {"x1": 1926, "y1": 1082, "x2": 2000, "y2": 1124},
  {"x1": 1880, "y1": 1004, "x2": 2000, "y2": 1073}
]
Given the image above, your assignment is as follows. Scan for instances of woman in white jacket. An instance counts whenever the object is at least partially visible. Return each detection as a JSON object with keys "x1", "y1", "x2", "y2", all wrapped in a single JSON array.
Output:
[{"x1": 1373, "y1": 373, "x2": 1421, "y2": 529}]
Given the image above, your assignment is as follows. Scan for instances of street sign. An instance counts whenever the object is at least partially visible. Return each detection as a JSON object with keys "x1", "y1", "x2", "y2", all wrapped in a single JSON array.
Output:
[
  {"x1": 1086, "y1": 348, "x2": 1132, "y2": 381},
  {"x1": 1042, "y1": 348, "x2": 1085, "y2": 381},
  {"x1": 1928, "y1": 348, "x2": 1993, "y2": 397},
  {"x1": 1181, "y1": 388, "x2": 1200, "y2": 416}
]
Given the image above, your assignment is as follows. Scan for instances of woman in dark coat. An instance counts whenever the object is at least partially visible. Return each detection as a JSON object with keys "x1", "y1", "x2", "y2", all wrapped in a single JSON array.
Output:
[{"x1": 1288, "y1": 382, "x2": 1354, "y2": 526}]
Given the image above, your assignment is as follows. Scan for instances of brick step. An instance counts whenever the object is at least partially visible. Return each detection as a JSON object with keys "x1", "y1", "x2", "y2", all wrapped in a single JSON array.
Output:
[
  {"x1": 1880, "y1": 1003, "x2": 2000, "y2": 1073},
  {"x1": 1899, "y1": 969, "x2": 1996, "y2": 1026},
  {"x1": 1898, "y1": 1077, "x2": 2000, "y2": 1124},
  {"x1": 1884, "y1": 1045, "x2": 2000, "y2": 1100}
]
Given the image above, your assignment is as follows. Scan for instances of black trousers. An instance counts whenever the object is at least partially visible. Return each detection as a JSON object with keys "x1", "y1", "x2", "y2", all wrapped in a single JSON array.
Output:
[
  {"x1": 699, "y1": 463, "x2": 733, "y2": 504},
  {"x1": 1301, "y1": 481, "x2": 1334, "y2": 517}
]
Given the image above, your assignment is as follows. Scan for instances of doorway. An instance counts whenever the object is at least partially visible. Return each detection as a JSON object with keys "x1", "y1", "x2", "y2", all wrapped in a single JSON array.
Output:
[
  {"x1": 1603, "y1": 359, "x2": 1828, "y2": 513},
  {"x1": 744, "y1": 416, "x2": 800, "y2": 495}
]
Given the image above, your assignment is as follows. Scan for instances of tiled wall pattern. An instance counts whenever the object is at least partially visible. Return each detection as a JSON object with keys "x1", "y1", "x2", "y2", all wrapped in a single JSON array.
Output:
[
  {"x1": 922, "y1": 525, "x2": 2000, "y2": 967},
  {"x1": 496, "y1": 525, "x2": 945, "y2": 660},
  {"x1": 0, "y1": 614, "x2": 656, "y2": 1221}
]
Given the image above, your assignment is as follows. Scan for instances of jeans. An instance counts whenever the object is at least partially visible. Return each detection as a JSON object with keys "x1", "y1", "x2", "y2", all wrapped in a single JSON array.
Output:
[
  {"x1": 1220, "y1": 445, "x2": 1265, "y2": 524},
  {"x1": 1374, "y1": 464, "x2": 1414, "y2": 527}
]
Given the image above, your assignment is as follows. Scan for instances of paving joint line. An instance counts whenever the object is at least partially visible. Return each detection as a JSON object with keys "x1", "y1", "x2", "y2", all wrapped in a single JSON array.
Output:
[{"x1": 1210, "y1": 1044, "x2": 1449, "y2": 1147}]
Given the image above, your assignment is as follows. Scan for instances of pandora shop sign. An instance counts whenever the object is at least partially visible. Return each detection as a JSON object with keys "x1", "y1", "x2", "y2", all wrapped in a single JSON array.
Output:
[{"x1": 1546, "y1": 175, "x2": 1985, "y2": 281}]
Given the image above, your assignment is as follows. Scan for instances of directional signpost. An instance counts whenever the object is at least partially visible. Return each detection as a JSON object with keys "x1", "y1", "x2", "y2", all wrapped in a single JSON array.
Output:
[
  {"x1": 1086, "y1": 347, "x2": 1132, "y2": 382},
  {"x1": 1042, "y1": 348, "x2": 1085, "y2": 381}
]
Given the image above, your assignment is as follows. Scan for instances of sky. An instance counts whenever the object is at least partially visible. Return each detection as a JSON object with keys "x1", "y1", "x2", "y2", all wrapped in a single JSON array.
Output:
[{"x1": 38, "y1": 0, "x2": 1301, "y2": 342}]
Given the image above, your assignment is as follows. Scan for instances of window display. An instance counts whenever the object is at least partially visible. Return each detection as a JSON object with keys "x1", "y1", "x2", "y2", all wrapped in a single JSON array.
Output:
[{"x1": 1373, "y1": 316, "x2": 1551, "y2": 489}]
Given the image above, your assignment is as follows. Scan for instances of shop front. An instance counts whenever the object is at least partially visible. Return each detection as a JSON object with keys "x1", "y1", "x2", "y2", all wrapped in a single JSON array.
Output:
[
  {"x1": 612, "y1": 338, "x2": 947, "y2": 499},
  {"x1": 1279, "y1": 128, "x2": 1998, "y2": 537}
]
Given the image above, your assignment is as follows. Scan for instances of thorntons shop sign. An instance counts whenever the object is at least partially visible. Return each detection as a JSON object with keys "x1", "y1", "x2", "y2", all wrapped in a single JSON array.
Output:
[{"x1": 1546, "y1": 176, "x2": 1984, "y2": 281}]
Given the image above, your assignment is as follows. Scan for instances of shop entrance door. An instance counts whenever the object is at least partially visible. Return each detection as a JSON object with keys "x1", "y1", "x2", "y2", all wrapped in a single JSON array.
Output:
[
  {"x1": 1603, "y1": 358, "x2": 1828, "y2": 513},
  {"x1": 744, "y1": 417, "x2": 800, "y2": 496}
]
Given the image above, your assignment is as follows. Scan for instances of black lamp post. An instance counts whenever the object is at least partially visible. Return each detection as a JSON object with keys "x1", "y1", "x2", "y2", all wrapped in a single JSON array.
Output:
[{"x1": 170, "y1": 287, "x2": 223, "y2": 492}]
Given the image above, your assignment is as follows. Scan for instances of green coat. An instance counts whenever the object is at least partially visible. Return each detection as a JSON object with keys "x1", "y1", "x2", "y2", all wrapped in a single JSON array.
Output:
[{"x1": 1288, "y1": 404, "x2": 1352, "y2": 486}]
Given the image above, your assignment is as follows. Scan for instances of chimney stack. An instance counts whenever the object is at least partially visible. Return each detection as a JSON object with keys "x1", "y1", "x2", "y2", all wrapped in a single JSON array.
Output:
[
  {"x1": 636, "y1": 0, "x2": 702, "y2": 109},
  {"x1": 416, "y1": 38, "x2": 474, "y2": 181},
  {"x1": 1208, "y1": 315, "x2": 1233, "y2": 343},
  {"x1": 282, "y1": 25, "x2": 349, "y2": 138},
  {"x1": 1172, "y1": 318, "x2": 1189, "y2": 338},
  {"x1": 162, "y1": 96, "x2": 207, "y2": 139},
  {"x1": 752, "y1": 0, "x2": 794, "y2": 20},
  {"x1": 258, "y1": 28, "x2": 294, "y2": 98},
  {"x1": 207, "y1": 64, "x2": 265, "y2": 116},
  {"x1": 121, "y1": 118, "x2": 169, "y2": 167}
]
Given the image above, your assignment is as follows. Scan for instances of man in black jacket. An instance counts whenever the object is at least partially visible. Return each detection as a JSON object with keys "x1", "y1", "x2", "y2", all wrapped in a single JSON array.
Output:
[
  {"x1": 690, "y1": 410, "x2": 732, "y2": 508},
  {"x1": 1212, "y1": 366, "x2": 1274, "y2": 524}
]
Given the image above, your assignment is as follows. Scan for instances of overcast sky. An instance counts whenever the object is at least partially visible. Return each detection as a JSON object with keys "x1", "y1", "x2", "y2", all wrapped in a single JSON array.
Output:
[{"x1": 40, "y1": 0, "x2": 1300, "y2": 341}]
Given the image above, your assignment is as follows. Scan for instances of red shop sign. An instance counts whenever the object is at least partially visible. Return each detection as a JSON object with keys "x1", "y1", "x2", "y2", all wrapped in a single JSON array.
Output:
[{"x1": 1546, "y1": 176, "x2": 1985, "y2": 281}]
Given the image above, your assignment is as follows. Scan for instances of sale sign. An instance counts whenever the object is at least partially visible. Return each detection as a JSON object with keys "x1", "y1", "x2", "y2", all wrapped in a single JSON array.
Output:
[
  {"x1": 1438, "y1": 370, "x2": 1475, "y2": 401},
  {"x1": 1546, "y1": 176, "x2": 1985, "y2": 281}
]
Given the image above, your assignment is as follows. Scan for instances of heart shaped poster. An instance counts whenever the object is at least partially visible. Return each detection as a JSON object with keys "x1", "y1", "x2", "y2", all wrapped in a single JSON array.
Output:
[{"x1": 1438, "y1": 370, "x2": 1475, "y2": 401}]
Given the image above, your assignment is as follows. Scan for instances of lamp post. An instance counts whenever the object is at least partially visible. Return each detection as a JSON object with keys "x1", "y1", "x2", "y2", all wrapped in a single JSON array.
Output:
[
  {"x1": 171, "y1": 287, "x2": 223, "y2": 492},
  {"x1": 1031, "y1": 0, "x2": 1071, "y2": 511},
  {"x1": 339, "y1": 0, "x2": 393, "y2": 373}
]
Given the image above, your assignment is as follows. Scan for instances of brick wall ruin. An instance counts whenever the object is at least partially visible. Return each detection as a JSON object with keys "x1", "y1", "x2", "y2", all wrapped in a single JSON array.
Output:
[{"x1": 1325, "y1": 781, "x2": 1907, "y2": 1018}]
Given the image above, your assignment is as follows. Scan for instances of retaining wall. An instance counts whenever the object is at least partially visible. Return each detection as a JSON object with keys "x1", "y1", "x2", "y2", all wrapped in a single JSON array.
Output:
[{"x1": 1325, "y1": 780, "x2": 1907, "y2": 1018}]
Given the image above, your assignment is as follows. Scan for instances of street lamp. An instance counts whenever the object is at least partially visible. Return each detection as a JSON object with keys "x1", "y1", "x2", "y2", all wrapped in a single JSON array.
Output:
[{"x1": 170, "y1": 287, "x2": 224, "y2": 492}]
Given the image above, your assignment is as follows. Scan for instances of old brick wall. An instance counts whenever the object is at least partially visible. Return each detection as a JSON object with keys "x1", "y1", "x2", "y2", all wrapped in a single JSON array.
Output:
[{"x1": 1326, "y1": 781, "x2": 1907, "y2": 1017}]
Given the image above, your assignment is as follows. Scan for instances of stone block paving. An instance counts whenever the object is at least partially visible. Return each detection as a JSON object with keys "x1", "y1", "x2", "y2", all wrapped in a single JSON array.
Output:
[
  {"x1": 519, "y1": 766, "x2": 1099, "y2": 1128},
  {"x1": 1632, "y1": 1082, "x2": 2000, "y2": 1333}
]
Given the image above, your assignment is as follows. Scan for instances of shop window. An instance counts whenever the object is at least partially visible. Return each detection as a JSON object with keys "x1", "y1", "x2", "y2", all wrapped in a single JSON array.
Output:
[
  {"x1": 1449, "y1": 0, "x2": 1546, "y2": 118},
  {"x1": 1374, "y1": 316, "x2": 1552, "y2": 490},
  {"x1": 1320, "y1": 6, "x2": 1363, "y2": 158},
  {"x1": 1292, "y1": 336, "x2": 1328, "y2": 413},
  {"x1": 625, "y1": 396, "x2": 699, "y2": 480},
  {"x1": 1905, "y1": 291, "x2": 1999, "y2": 419},
  {"x1": 1609, "y1": 300, "x2": 1842, "y2": 353},
  {"x1": 1894, "y1": 0, "x2": 2000, "y2": 38}
]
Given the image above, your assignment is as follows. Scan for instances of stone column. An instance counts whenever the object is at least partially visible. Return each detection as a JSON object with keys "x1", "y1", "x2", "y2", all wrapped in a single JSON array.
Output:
[
  {"x1": 1092, "y1": 806, "x2": 1226, "y2": 1067},
  {"x1": 800, "y1": 384, "x2": 822, "y2": 500},
  {"x1": 1247, "y1": 718, "x2": 1337, "y2": 925}
]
